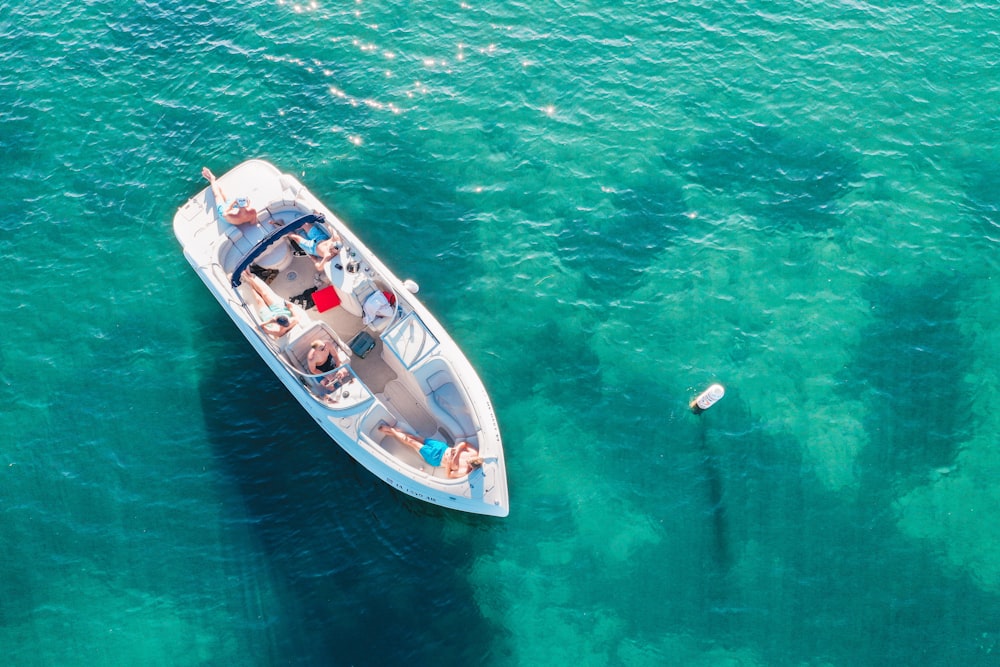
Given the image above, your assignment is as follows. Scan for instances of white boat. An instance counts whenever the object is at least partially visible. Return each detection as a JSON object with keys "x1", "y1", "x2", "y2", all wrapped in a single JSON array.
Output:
[{"x1": 172, "y1": 160, "x2": 509, "y2": 517}]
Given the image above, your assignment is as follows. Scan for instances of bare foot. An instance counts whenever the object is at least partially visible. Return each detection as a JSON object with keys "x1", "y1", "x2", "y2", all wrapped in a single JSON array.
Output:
[{"x1": 201, "y1": 167, "x2": 215, "y2": 182}]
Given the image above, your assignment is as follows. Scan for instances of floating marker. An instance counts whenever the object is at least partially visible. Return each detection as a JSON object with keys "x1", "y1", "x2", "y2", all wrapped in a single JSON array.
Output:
[{"x1": 690, "y1": 383, "x2": 725, "y2": 414}]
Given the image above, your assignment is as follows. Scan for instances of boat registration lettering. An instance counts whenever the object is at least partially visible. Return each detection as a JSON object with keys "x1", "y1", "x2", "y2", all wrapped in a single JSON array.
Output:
[{"x1": 386, "y1": 477, "x2": 440, "y2": 505}]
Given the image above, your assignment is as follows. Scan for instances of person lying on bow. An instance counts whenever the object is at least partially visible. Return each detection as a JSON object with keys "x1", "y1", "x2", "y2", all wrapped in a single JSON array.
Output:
[{"x1": 377, "y1": 424, "x2": 484, "y2": 478}]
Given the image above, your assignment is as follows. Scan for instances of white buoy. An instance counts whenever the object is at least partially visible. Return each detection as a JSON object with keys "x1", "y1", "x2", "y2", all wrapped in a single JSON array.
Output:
[
  {"x1": 403, "y1": 279, "x2": 419, "y2": 294},
  {"x1": 691, "y1": 383, "x2": 725, "y2": 414}
]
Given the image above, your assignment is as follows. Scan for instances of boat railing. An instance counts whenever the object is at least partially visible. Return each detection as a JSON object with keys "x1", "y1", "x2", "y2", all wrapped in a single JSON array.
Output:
[
  {"x1": 292, "y1": 364, "x2": 369, "y2": 405},
  {"x1": 210, "y1": 261, "x2": 231, "y2": 289}
]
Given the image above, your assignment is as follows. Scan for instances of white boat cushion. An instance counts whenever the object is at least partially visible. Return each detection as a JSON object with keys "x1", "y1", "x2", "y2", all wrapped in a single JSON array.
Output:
[{"x1": 425, "y1": 371, "x2": 476, "y2": 437}]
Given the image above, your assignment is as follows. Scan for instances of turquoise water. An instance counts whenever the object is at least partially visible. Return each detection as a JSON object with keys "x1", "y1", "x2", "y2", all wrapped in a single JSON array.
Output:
[{"x1": 2, "y1": 0, "x2": 999, "y2": 664}]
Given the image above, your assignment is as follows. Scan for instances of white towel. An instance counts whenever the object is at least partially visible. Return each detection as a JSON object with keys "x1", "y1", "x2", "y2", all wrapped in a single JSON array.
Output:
[{"x1": 362, "y1": 291, "x2": 394, "y2": 325}]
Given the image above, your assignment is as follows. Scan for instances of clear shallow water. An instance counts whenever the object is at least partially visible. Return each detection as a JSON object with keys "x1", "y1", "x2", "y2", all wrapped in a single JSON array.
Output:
[{"x1": 2, "y1": 1, "x2": 999, "y2": 665}]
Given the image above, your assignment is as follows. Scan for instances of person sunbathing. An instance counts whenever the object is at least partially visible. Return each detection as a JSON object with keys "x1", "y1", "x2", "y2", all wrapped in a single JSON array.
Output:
[
  {"x1": 289, "y1": 223, "x2": 342, "y2": 272},
  {"x1": 243, "y1": 270, "x2": 298, "y2": 339},
  {"x1": 377, "y1": 424, "x2": 484, "y2": 478},
  {"x1": 202, "y1": 167, "x2": 258, "y2": 225}
]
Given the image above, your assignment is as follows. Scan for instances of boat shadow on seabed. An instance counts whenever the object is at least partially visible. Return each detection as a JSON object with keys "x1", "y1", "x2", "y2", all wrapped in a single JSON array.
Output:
[
  {"x1": 698, "y1": 422, "x2": 730, "y2": 574},
  {"x1": 196, "y1": 331, "x2": 499, "y2": 667}
]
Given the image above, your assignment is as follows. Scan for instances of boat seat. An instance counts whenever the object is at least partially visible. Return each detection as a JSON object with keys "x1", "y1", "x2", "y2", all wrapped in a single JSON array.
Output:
[
  {"x1": 224, "y1": 225, "x2": 253, "y2": 256},
  {"x1": 424, "y1": 370, "x2": 477, "y2": 439},
  {"x1": 256, "y1": 210, "x2": 274, "y2": 227},
  {"x1": 354, "y1": 281, "x2": 397, "y2": 332},
  {"x1": 265, "y1": 202, "x2": 307, "y2": 227},
  {"x1": 353, "y1": 279, "x2": 378, "y2": 309}
]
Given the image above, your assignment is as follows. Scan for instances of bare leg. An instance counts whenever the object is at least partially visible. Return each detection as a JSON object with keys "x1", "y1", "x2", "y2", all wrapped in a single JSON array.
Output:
[
  {"x1": 202, "y1": 167, "x2": 228, "y2": 206},
  {"x1": 243, "y1": 270, "x2": 281, "y2": 308},
  {"x1": 245, "y1": 285, "x2": 267, "y2": 314},
  {"x1": 378, "y1": 425, "x2": 426, "y2": 454}
]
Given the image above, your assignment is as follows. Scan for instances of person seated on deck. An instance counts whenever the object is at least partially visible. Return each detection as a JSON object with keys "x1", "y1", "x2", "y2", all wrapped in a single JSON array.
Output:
[
  {"x1": 377, "y1": 424, "x2": 484, "y2": 478},
  {"x1": 308, "y1": 339, "x2": 349, "y2": 375},
  {"x1": 288, "y1": 222, "x2": 342, "y2": 272},
  {"x1": 202, "y1": 166, "x2": 258, "y2": 226},
  {"x1": 243, "y1": 269, "x2": 298, "y2": 339}
]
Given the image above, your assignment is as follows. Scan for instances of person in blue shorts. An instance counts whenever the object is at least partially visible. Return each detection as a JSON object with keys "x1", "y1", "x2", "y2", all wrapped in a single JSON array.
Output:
[
  {"x1": 288, "y1": 223, "x2": 342, "y2": 272},
  {"x1": 202, "y1": 167, "x2": 258, "y2": 225},
  {"x1": 377, "y1": 424, "x2": 484, "y2": 478}
]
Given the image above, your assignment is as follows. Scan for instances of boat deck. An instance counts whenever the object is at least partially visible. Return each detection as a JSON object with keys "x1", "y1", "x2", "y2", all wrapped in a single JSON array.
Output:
[{"x1": 250, "y1": 251, "x2": 461, "y2": 478}]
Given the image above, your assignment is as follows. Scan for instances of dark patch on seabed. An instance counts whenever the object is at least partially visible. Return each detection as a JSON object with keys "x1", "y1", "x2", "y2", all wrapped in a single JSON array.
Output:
[
  {"x1": 611, "y1": 383, "x2": 1000, "y2": 667},
  {"x1": 499, "y1": 318, "x2": 604, "y2": 408},
  {"x1": 0, "y1": 112, "x2": 39, "y2": 193},
  {"x1": 696, "y1": 414, "x2": 731, "y2": 574},
  {"x1": 196, "y1": 318, "x2": 499, "y2": 667},
  {"x1": 336, "y1": 146, "x2": 487, "y2": 291},
  {"x1": 960, "y1": 159, "x2": 1000, "y2": 240},
  {"x1": 678, "y1": 124, "x2": 859, "y2": 231},
  {"x1": 837, "y1": 274, "x2": 971, "y2": 492},
  {"x1": 555, "y1": 169, "x2": 691, "y2": 296}
]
